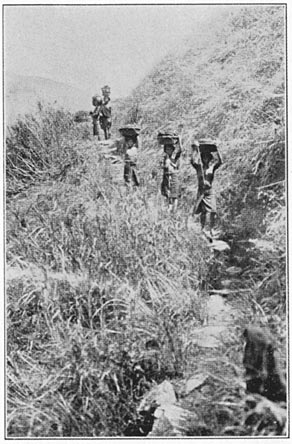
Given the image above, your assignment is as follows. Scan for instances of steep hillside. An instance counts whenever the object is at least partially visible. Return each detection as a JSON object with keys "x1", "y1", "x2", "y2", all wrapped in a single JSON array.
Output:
[
  {"x1": 5, "y1": 73, "x2": 90, "y2": 124},
  {"x1": 6, "y1": 5, "x2": 286, "y2": 438},
  {"x1": 115, "y1": 4, "x2": 286, "y2": 254},
  {"x1": 115, "y1": 3, "x2": 286, "y2": 327},
  {"x1": 119, "y1": 6, "x2": 285, "y2": 137}
]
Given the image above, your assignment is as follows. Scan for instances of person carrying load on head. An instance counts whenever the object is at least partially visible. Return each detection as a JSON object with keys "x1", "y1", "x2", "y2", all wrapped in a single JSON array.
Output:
[
  {"x1": 158, "y1": 131, "x2": 182, "y2": 213},
  {"x1": 100, "y1": 85, "x2": 112, "y2": 140},
  {"x1": 191, "y1": 139, "x2": 222, "y2": 240},
  {"x1": 90, "y1": 95, "x2": 103, "y2": 140},
  {"x1": 119, "y1": 126, "x2": 140, "y2": 187}
]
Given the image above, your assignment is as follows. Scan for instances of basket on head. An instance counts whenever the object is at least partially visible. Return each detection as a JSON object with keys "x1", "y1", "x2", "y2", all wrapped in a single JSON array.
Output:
[
  {"x1": 119, "y1": 125, "x2": 140, "y2": 138},
  {"x1": 157, "y1": 132, "x2": 179, "y2": 146},
  {"x1": 92, "y1": 95, "x2": 102, "y2": 106},
  {"x1": 192, "y1": 139, "x2": 218, "y2": 154},
  {"x1": 102, "y1": 85, "x2": 111, "y2": 96}
]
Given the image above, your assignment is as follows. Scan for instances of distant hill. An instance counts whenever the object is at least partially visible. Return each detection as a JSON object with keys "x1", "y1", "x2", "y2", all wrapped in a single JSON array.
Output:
[{"x1": 5, "y1": 73, "x2": 91, "y2": 125}]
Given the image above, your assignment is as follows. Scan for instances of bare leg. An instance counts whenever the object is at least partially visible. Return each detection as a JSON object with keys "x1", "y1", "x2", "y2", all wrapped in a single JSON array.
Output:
[
  {"x1": 168, "y1": 198, "x2": 177, "y2": 213},
  {"x1": 210, "y1": 212, "x2": 216, "y2": 236},
  {"x1": 172, "y1": 198, "x2": 178, "y2": 213},
  {"x1": 205, "y1": 213, "x2": 211, "y2": 231},
  {"x1": 200, "y1": 212, "x2": 206, "y2": 230},
  {"x1": 202, "y1": 212, "x2": 212, "y2": 241},
  {"x1": 93, "y1": 123, "x2": 101, "y2": 140}
]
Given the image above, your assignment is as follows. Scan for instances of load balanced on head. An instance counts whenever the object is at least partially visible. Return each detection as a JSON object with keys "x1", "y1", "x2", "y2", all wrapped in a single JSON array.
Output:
[
  {"x1": 158, "y1": 131, "x2": 182, "y2": 213},
  {"x1": 100, "y1": 85, "x2": 112, "y2": 140},
  {"x1": 90, "y1": 95, "x2": 103, "y2": 140},
  {"x1": 119, "y1": 125, "x2": 141, "y2": 187},
  {"x1": 190, "y1": 138, "x2": 222, "y2": 240},
  {"x1": 90, "y1": 85, "x2": 112, "y2": 140}
]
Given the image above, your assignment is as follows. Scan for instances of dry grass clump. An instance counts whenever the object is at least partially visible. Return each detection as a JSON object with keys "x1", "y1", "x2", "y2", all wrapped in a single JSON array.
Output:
[
  {"x1": 6, "y1": 104, "x2": 87, "y2": 196},
  {"x1": 7, "y1": 124, "x2": 210, "y2": 436}
]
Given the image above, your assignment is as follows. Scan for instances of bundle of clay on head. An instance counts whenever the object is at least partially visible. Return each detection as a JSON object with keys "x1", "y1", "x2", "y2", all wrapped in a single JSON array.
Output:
[
  {"x1": 243, "y1": 326, "x2": 286, "y2": 403},
  {"x1": 90, "y1": 95, "x2": 103, "y2": 139},
  {"x1": 119, "y1": 125, "x2": 141, "y2": 187},
  {"x1": 158, "y1": 131, "x2": 182, "y2": 213},
  {"x1": 100, "y1": 85, "x2": 112, "y2": 140},
  {"x1": 190, "y1": 139, "x2": 222, "y2": 241}
]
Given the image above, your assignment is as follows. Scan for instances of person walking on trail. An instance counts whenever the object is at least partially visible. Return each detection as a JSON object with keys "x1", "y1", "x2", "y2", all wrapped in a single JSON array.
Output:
[
  {"x1": 191, "y1": 139, "x2": 222, "y2": 240},
  {"x1": 90, "y1": 95, "x2": 103, "y2": 140},
  {"x1": 123, "y1": 135, "x2": 140, "y2": 187},
  {"x1": 100, "y1": 85, "x2": 112, "y2": 140},
  {"x1": 159, "y1": 132, "x2": 182, "y2": 213}
]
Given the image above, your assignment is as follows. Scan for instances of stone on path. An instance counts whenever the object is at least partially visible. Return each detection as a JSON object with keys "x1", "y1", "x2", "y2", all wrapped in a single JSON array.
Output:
[
  {"x1": 210, "y1": 239, "x2": 230, "y2": 252},
  {"x1": 221, "y1": 279, "x2": 233, "y2": 288},
  {"x1": 207, "y1": 294, "x2": 233, "y2": 323},
  {"x1": 209, "y1": 288, "x2": 234, "y2": 296},
  {"x1": 148, "y1": 404, "x2": 196, "y2": 437},
  {"x1": 226, "y1": 266, "x2": 242, "y2": 275},
  {"x1": 188, "y1": 294, "x2": 234, "y2": 348},
  {"x1": 138, "y1": 380, "x2": 177, "y2": 414},
  {"x1": 184, "y1": 374, "x2": 208, "y2": 395},
  {"x1": 138, "y1": 380, "x2": 200, "y2": 436}
]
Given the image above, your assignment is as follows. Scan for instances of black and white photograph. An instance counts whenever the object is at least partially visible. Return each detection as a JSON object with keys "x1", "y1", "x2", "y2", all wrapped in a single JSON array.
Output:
[{"x1": 4, "y1": 2, "x2": 288, "y2": 438}]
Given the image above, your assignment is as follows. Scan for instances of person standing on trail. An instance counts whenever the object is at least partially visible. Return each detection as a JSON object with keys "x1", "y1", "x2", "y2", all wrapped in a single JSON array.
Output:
[
  {"x1": 99, "y1": 86, "x2": 112, "y2": 140},
  {"x1": 159, "y1": 132, "x2": 182, "y2": 213},
  {"x1": 123, "y1": 135, "x2": 140, "y2": 187},
  {"x1": 119, "y1": 126, "x2": 140, "y2": 187},
  {"x1": 90, "y1": 95, "x2": 103, "y2": 140},
  {"x1": 191, "y1": 139, "x2": 222, "y2": 240}
]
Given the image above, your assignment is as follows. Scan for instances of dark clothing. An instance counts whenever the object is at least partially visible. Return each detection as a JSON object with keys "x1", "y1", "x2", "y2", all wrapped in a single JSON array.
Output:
[
  {"x1": 99, "y1": 98, "x2": 112, "y2": 139},
  {"x1": 124, "y1": 162, "x2": 139, "y2": 186},
  {"x1": 93, "y1": 121, "x2": 101, "y2": 138},
  {"x1": 99, "y1": 116, "x2": 111, "y2": 139},
  {"x1": 100, "y1": 103, "x2": 111, "y2": 119},
  {"x1": 91, "y1": 106, "x2": 101, "y2": 138}
]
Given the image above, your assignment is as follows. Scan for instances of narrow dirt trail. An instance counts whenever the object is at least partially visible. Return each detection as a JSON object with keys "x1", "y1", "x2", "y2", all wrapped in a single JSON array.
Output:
[{"x1": 82, "y1": 138, "x2": 261, "y2": 436}]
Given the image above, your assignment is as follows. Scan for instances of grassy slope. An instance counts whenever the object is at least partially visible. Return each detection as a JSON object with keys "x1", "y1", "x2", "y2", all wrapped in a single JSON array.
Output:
[
  {"x1": 6, "y1": 5, "x2": 286, "y2": 438},
  {"x1": 115, "y1": 5, "x2": 285, "y2": 234},
  {"x1": 6, "y1": 112, "x2": 212, "y2": 436},
  {"x1": 115, "y1": 4, "x2": 286, "y2": 329}
]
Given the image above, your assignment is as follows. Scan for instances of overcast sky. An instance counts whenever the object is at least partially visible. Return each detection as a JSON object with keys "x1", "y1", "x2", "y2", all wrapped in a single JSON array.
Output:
[{"x1": 4, "y1": 5, "x2": 232, "y2": 98}]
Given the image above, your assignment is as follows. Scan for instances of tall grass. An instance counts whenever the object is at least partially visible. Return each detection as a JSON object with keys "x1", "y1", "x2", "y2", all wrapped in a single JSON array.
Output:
[
  {"x1": 6, "y1": 104, "x2": 88, "y2": 196},
  {"x1": 6, "y1": 119, "x2": 210, "y2": 436}
]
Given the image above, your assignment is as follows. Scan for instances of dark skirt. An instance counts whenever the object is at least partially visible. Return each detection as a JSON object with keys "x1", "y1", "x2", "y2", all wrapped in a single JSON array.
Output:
[
  {"x1": 124, "y1": 163, "x2": 139, "y2": 186},
  {"x1": 161, "y1": 171, "x2": 179, "y2": 199},
  {"x1": 99, "y1": 116, "x2": 112, "y2": 131}
]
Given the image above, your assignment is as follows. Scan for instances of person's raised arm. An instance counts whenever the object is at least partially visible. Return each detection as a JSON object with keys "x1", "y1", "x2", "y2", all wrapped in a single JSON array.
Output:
[
  {"x1": 190, "y1": 145, "x2": 200, "y2": 169},
  {"x1": 213, "y1": 148, "x2": 223, "y2": 171},
  {"x1": 174, "y1": 136, "x2": 183, "y2": 161}
]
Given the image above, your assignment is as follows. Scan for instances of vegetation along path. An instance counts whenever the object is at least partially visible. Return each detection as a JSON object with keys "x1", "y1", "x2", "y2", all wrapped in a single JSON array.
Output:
[{"x1": 6, "y1": 6, "x2": 286, "y2": 437}]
